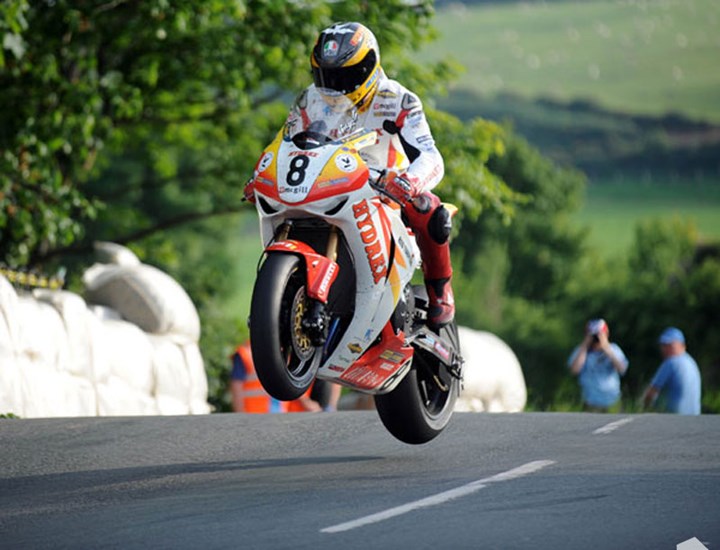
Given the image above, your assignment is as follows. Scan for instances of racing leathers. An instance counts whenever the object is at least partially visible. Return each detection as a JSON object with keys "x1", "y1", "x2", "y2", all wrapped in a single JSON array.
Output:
[
  {"x1": 344, "y1": 71, "x2": 454, "y2": 327},
  {"x1": 353, "y1": 73, "x2": 454, "y2": 327}
]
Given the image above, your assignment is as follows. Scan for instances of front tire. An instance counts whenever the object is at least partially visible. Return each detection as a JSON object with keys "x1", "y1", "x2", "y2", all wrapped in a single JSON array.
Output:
[
  {"x1": 374, "y1": 321, "x2": 462, "y2": 444},
  {"x1": 249, "y1": 254, "x2": 321, "y2": 401}
]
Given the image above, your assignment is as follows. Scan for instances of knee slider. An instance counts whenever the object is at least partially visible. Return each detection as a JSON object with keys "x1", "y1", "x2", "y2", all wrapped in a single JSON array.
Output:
[{"x1": 428, "y1": 205, "x2": 452, "y2": 244}]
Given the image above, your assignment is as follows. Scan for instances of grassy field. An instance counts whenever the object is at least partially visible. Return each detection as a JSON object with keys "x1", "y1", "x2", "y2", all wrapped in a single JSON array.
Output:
[
  {"x1": 574, "y1": 179, "x2": 720, "y2": 256},
  {"x1": 426, "y1": 0, "x2": 720, "y2": 122},
  {"x1": 423, "y1": 0, "x2": 720, "y2": 257}
]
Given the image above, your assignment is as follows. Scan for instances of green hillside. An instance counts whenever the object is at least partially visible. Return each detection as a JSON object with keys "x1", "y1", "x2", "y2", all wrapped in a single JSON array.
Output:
[
  {"x1": 423, "y1": 0, "x2": 720, "y2": 255},
  {"x1": 426, "y1": 0, "x2": 720, "y2": 122}
]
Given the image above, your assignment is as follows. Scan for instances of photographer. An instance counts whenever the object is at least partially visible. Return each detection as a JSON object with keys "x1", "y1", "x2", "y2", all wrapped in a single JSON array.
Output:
[{"x1": 568, "y1": 319, "x2": 629, "y2": 412}]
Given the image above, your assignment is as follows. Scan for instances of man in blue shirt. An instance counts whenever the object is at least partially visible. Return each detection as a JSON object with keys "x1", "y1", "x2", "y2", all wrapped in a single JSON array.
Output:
[
  {"x1": 643, "y1": 327, "x2": 701, "y2": 415},
  {"x1": 568, "y1": 319, "x2": 629, "y2": 412}
]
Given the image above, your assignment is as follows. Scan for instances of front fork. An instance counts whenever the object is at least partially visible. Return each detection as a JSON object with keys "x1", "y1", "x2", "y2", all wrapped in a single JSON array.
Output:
[{"x1": 267, "y1": 223, "x2": 340, "y2": 345}]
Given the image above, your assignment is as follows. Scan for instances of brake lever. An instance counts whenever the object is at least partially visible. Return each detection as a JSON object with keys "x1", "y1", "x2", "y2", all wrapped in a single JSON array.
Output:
[{"x1": 369, "y1": 168, "x2": 407, "y2": 206}]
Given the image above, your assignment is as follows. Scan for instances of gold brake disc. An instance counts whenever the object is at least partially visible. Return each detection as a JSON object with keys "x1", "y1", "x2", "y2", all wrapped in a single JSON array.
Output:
[{"x1": 291, "y1": 287, "x2": 314, "y2": 360}]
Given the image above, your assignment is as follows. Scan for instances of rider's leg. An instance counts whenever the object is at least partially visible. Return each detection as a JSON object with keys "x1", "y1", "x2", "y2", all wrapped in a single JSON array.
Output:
[{"x1": 403, "y1": 191, "x2": 455, "y2": 328}]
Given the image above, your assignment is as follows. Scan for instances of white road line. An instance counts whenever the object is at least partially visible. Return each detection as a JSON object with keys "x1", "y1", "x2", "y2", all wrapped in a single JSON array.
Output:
[
  {"x1": 320, "y1": 460, "x2": 556, "y2": 534},
  {"x1": 593, "y1": 417, "x2": 634, "y2": 435}
]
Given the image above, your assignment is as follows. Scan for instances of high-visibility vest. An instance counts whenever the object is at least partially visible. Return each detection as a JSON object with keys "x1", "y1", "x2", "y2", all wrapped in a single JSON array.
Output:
[{"x1": 234, "y1": 344, "x2": 288, "y2": 414}]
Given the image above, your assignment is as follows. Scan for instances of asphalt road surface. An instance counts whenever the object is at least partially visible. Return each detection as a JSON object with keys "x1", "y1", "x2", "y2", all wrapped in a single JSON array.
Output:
[{"x1": 1, "y1": 411, "x2": 719, "y2": 549}]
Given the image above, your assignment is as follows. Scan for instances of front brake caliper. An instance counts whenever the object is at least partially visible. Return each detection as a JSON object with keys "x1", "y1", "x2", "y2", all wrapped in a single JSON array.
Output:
[{"x1": 301, "y1": 299, "x2": 328, "y2": 346}]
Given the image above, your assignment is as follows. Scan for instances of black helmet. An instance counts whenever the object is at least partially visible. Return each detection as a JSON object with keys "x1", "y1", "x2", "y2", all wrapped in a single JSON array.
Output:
[{"x1": 311, "y1": 22, "x2": 381, "y2": 109}]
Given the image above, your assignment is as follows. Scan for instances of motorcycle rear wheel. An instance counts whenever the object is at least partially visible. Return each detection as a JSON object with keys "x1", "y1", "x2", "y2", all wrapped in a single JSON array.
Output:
[
  {"x1": 250, "y1": 253, "x2": 321, "y2": 401},
  {"x1": 374, "y1": 321, "x2": 461, "y2": 444}
]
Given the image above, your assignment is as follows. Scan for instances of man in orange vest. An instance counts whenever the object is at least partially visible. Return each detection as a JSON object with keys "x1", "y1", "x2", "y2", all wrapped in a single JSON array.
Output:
[
  {"x1": 231, "y1": 341, "x2": 287, "y2": 413},
  {"x1": 231, "y1": 340, "x2": 324, "y2": 413}
]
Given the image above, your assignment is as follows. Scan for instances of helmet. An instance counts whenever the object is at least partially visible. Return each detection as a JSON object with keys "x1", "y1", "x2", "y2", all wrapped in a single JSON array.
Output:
[{"x1": 311, "y1": 22, "x2": 381, "y2": 109}]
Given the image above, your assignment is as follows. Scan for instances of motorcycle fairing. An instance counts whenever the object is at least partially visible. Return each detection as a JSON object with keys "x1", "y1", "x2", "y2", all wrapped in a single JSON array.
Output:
[
  {"x1": 252, "y1": 130, "x2": 374, "y2": 206},
  {"x1": 264, "y1": 240, "x2": 339, "y2": 303},
  {"x1": 339, "y1": 322, "x2": 413, "y2": 393},
  {"x1": 252, "y1": 122, "x2": 421, "y2": 393}
]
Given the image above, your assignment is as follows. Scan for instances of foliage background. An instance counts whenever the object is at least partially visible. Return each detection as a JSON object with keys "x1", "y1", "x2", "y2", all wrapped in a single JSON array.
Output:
[{"x1": 428, "y1": 0, "x2": 720, "y2": 411}]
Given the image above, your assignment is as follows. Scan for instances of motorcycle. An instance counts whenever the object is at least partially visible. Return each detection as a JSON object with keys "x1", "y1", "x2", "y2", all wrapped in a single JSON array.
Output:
[{"x1": 246, "y1": 87, "x2": 463, "y2": 444}]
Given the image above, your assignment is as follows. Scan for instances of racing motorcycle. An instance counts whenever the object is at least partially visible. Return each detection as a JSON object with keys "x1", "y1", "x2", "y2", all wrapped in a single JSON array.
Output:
[{"x1": 246, "y1": 88, "x2": 463, "y2": 444}]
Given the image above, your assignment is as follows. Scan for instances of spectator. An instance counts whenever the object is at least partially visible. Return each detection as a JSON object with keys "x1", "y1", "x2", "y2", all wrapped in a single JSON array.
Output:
[
  {"x1": 313, "y1": 379, "x2": 343, "y2": 412},
  {"x1": 230, "y1": 341, "x2": 287, "y2": 413},
  {"x1": 643, "y1": 327, "x2": 701, "y2": 415},
  {"x1": 568, "y1": 319, "x2": 629, "y2": 412},
  {"x1": 231, "y1": 340, "x2": 340, "y2": 413}
]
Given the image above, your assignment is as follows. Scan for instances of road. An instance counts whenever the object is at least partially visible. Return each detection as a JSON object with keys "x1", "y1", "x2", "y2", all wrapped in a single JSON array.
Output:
[{"x1": 1, "y1": 412, "x2": 718, "y2": 549}]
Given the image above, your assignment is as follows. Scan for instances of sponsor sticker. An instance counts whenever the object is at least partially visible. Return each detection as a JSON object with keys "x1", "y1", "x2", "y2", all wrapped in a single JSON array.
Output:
[
  {"x1": 335, "y1": 153, "x2": 358, "y2": 173},
  {"x1": 350, "y1": 28, "x2": 364, "y2": 46},
  {"x1": 317, "y1": 176, "x2": 350, "y2": 189},
  {"x1": 352, "y1": 199, "x2": 388, "y2": 284},
  {"x1": 380, "y1": 350, "x2": 406, "y2": 364},
  {"x1": 254, "y1": 176, "x2": 274, "y2": 187},
  {"x1": 377, "y1": 90, "x2": 397, "y2": 99},
  {"x1": 324, "y1": 40, "x2": 339, "y2": 57},
  {"x1": 258, "y1": 152, "x2": 274, "y2": 173},
  {"x1": 318, "y1": 262, "x2": 337, "y2": 297},
  {"x1": 278, "y1": 186, "x2": 309, "y2": 194},
  {"x1": 347, "y1": 343, "x2": 363, "y2": 354},
  {"x1": 434, "y1": 341, "x2": 451, "y2": 361},
  {"x1": 401, "y1": 93, "x2": 419, "y2": 110}
]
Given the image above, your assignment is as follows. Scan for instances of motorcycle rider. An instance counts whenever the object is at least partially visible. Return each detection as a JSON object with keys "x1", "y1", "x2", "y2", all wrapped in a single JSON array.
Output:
[{"x1": 246, "y1": 22, "x2": 454, "y2": 327}]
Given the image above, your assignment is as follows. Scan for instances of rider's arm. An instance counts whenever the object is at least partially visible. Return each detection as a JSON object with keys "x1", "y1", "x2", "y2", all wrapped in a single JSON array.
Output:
[{"x1": 395, "y1": 92, "x2": 445, "y2": 194}]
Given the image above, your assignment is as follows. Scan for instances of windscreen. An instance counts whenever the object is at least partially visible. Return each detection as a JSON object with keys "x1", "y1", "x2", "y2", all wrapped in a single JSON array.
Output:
[{"x1": 283, "y1": 86, "x2": 359, "y2": 143}]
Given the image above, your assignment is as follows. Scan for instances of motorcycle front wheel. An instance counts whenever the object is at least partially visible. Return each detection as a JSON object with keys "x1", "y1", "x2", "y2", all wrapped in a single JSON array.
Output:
[
  {"x1": 374, "y1": 321, "x2": 461, "y2": 444},
  {"x1": 249, "y1": 253, "x2": 322, "y2": 401}
]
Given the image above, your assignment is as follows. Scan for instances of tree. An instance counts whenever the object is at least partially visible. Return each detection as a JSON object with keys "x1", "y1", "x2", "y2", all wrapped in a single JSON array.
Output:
[
  {"x1": 1, "y1": 1, "x2": 330, "y2": 265},
  {"x1": 1, "y1": 0, "x2": 516, "y2": 264},
  {"x1": 448, "y1": 131, "x2": 587, "y2": 408}
]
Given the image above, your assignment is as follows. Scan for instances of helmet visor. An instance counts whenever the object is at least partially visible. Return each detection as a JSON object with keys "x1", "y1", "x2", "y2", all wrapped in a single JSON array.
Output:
[{"x1": 312, "y1": 50, "x2": 377, "y2": 95}]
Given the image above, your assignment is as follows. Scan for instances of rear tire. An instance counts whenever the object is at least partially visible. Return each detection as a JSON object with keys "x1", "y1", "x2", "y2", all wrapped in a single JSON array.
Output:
[
  {"x1": 374, "y1": 321, "x2": 461, "y2": 444},
  {"x1": 249, "y1": 254, "x2": 321, "y2": 401}
]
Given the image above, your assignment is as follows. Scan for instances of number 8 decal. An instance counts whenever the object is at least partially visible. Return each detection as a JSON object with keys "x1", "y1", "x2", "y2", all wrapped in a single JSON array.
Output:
[{"x1": 287, "y1": 155, "x2": 309, "y2": 187}]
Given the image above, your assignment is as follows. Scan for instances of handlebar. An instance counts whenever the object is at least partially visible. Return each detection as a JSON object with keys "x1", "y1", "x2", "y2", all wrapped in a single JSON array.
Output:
[
  {"x1": 368, "y1": 168, "x2": 412, "y2": 207},
  {"x1": 368, "y1": 168, "x2": 400, "y2": 205}
]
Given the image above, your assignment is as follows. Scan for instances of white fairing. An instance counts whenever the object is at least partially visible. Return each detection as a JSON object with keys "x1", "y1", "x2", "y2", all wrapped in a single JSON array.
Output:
[
  {"x1": 258, "y1": 190, "x2": 420, "y2": 384},
  {"x1": 277, "y1": 148, "x2": 337, "y2": 204},
  {"x1": 255, "y1": 116, "x2": 420, "y2": 385}
]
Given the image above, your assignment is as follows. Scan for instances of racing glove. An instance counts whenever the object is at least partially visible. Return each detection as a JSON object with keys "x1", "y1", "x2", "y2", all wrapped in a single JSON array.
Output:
[{"x1": 379, "y1": 171, "x2": 415, "y2": 205}]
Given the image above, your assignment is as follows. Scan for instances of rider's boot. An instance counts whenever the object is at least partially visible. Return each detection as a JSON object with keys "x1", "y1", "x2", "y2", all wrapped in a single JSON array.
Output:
[
  {"x1": 404, "y1": 191, "x2": 455, "y2": 328},
  {"x1": 425, "y1": 276, "x2": 455, "y2": 329}
]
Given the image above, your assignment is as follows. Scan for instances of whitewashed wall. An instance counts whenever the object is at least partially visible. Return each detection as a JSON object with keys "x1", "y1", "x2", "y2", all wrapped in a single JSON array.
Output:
[{"x1": 0, "y1": 243, "x2": 210, "y2": 418}]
